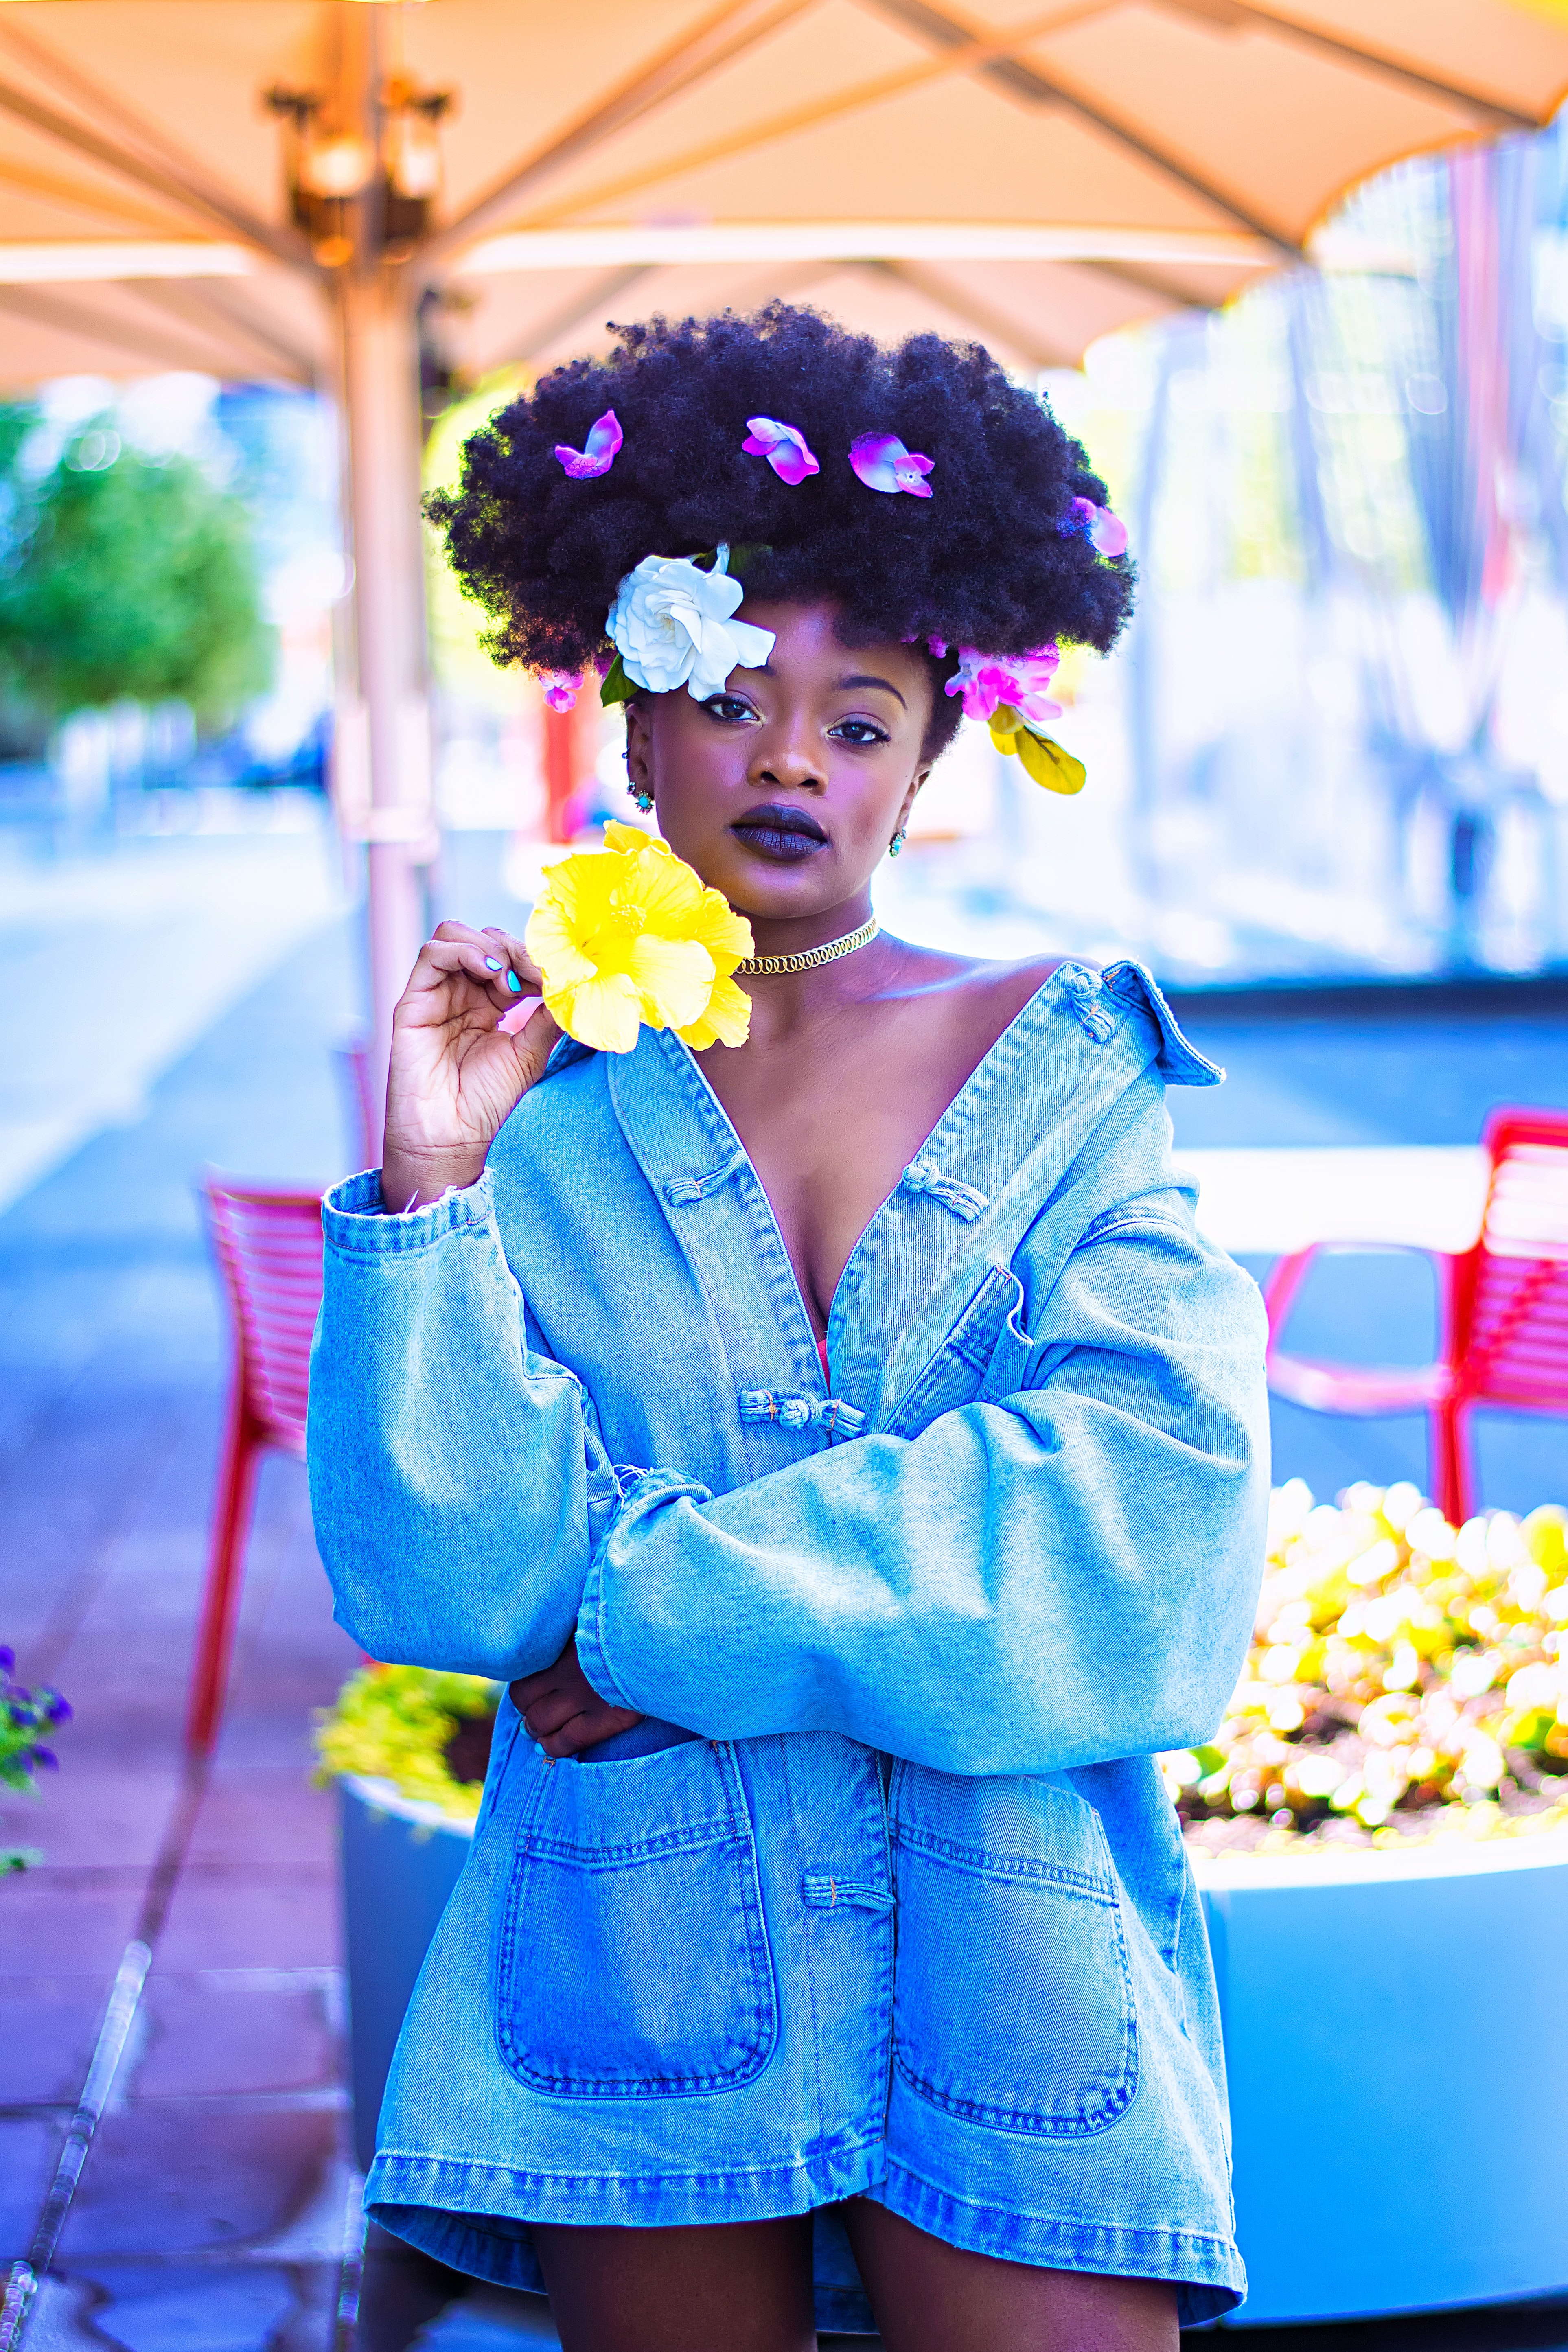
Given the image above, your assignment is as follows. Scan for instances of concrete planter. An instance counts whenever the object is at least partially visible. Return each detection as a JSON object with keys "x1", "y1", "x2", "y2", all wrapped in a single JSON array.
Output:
[
  {"x1": 1201, "y1": 1833, "x2": 1568, "y2": 2324},
  {"x1": 338, "y1": 1773, "x2": 1568, "y2": 2324},
  {"x1": 339, "y1": 1772, "x2": 475, "y2": 2176}
]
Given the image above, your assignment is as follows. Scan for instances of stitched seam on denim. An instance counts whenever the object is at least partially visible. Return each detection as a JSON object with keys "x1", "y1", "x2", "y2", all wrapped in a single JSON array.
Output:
[
  {"x1": 657, "y1": 1031, "x2": 823, "y2": 1390},
  {"x1": 658, "y1": 1030, "x2": 823, "y2": 1373},
  {"x1": 822, "y1": 981, "x2": 1071, "y2": 1329},
  {"x1": 497, "y1": 1866, "x2": 775, "y2": 2098},
  {"x1": 902, "y1": 1159, "x2": 991, "y2": 1221},
  {"x1": 872, "y1": 2159, "x2": 1244, "y2": 2264},
  {"x1": 496, "y1": 1739, "x2": 778, "y2": 2098},
  {"x1": 1103, "y1": 959, "x2": 1224, "y2": 1082},
  {"x1": 322, "y1": 1200, "x2": 494, "y2": 1257},
  {"x1": 526, "y1": 1820, "x2": 741, "y2": 1864},
  {"x1": 890, "y1": 1822, "x2": 1113, "y2": 1899},
  {"x1": 369, "y1": 2140, "x2": 889, "y2": 2193},
  {"x1": 607, "y1": 1041, "x2": 806, "y2": 1459},
  {"x1": 777, "y1": 1737, "x2": 832, "y2": 2155},
  {"x1": 892, "y1": 1897, "x2": 1138, "y2": 2138},
  {"x1": 893, "y1": 2049, "x2": 1137, "y2": 2137},
  {"x1": 802, "y1": 1874, "x2": 894, "y2": 1910},
  {"x1": 1077, "y1": 1205, "x2": 1192, "y2": 1250},
  {"x1": 663, "y1": 1144, "x2": 748, "y2": 1205},
  {"x1": 880, "y1": 1263, "x2": 1021, "y2": 1434}
]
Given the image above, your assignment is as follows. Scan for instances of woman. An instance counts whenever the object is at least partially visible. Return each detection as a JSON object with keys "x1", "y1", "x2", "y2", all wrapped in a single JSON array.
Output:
[{"x1": 309, "y1": 306, "x2": 1269, "y2": 2352}]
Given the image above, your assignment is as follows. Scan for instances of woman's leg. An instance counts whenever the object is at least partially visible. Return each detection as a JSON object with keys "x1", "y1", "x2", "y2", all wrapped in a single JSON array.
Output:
[
  {"x1": 842, "y1": 2199, "x2": 1180, "y2": 2352},
  {"x1": 530, "y1": 2214, "x2": 817, "y2": 2352}
]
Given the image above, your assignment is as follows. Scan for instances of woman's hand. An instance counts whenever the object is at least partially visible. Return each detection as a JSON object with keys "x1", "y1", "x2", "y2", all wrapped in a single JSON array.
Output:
[
  {"x1": 381, "y1": 922, "x2": 560, "y2": 1210},
  {"x1": 512, "y1": 1636, "x2": 644, "y2": 1759}
]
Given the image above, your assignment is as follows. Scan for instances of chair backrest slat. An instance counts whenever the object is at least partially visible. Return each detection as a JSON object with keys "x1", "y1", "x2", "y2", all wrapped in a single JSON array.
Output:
[
  {"x1": 1458, "y1": 1111, "x2": 1568, "y2": 1409},
  {"x1": 201, "y1": 1174, "x2": 326, "y2": 1452}
]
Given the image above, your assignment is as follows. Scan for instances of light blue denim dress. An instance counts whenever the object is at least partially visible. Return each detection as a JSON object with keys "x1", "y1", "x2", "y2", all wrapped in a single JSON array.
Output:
[{"x1": 308, "y1": 960, "x2": 1269, "y2": 2330}]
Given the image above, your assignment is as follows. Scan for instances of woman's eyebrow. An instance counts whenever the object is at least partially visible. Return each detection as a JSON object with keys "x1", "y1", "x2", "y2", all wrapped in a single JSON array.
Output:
[{"x1": 835, "y1": 672, "x2": 907, "y2": 705}]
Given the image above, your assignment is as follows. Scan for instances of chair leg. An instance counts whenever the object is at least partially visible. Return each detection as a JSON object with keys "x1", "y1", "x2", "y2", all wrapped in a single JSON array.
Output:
[
  {"x1": 185, "y1": 1391, "x2": 264, "y2": 1755},
  {"x1": 1432, "y1": 1399, "x2": 1472, "y2": 1527}
]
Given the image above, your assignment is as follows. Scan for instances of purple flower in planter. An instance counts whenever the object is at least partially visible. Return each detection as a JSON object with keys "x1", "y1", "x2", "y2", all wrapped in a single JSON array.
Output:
[
  {"x1": 0, "y1": 1647, "x2": 14, "y2": 1677},
  {"x1": 31, "y1": 1747, "x2": 57, "y2": 1771},
  {"x1": 742, "y1": 416, "x2": 819, "y2": 486},
  {"x1": 849, "y1": 433, "x2": 934, "y2": 497},
  {"x1": 554, "y1": 409, "x2": 622, "y2": 480}
]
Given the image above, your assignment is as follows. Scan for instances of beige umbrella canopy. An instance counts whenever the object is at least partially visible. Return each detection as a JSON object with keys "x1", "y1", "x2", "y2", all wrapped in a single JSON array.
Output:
[{"x1": 2, "y1": 0, "x2": 1566, "y2": 1089}]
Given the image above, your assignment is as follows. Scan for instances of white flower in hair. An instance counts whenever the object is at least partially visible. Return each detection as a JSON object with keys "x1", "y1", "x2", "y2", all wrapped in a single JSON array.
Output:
[{"x1": 606, "y1": 545, "x2": 775, "y2": 699}]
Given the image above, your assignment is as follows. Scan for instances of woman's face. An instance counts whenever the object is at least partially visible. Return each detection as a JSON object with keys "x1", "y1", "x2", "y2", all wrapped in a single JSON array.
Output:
[{"x1": 624, "y1": 600, "x2": 934, "y2": 922}]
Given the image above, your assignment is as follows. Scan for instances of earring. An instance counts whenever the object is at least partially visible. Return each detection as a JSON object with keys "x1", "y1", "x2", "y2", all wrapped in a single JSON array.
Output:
[
  {"x1": 627, "y1": 783, "x2": 654, "y2": 812},
  {"x1": 888, "y1": 827, "x2": 906, "y2": 858}
]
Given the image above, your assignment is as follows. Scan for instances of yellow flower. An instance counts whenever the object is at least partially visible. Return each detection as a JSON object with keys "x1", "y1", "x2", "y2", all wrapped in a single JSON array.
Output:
[
  {"x1": 525, "y1": 820, "x2": 754, "y2": 1054},
  {"x1": 988, "y1": 703, "x2": 1086, "y2": 795}
]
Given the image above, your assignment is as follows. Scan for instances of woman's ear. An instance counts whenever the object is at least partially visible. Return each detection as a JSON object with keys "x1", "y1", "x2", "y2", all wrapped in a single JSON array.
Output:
[
  {"x1": 896, "y1": 767, "x2": 930, "y2": 833},
  {"x1": 624, "y1": 698, "x2": 653, "y2": 792}
]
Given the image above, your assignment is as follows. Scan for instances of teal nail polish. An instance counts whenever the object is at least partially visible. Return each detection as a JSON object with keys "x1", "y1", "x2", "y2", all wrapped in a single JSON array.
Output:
[
  {"x1": 484, "y1": 955, "x2": 503, "y2": 970},
  {"x1": 506, "y1": 970, "x2": 522, "y2": 992}
]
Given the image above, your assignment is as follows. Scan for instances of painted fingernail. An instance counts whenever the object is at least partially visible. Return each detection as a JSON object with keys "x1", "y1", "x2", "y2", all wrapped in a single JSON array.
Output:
[
  {"x1": 506, "y1": 969, "x2": 523, "y2": 992},
  {"x1": 484, "y1": 955, "x2": 504, "y2": 970}
]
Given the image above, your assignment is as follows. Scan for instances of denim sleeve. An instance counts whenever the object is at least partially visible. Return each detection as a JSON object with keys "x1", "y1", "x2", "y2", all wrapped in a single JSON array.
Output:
[
  {"x1": 576, "y1": 1208, "x2": 1271, "y2": 1777},
  {"x1": 307, "y1": 1169, "x2": 607, "y2": 1678}
]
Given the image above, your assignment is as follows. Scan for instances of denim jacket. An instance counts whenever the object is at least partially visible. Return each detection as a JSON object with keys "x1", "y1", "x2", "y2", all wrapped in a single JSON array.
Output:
[{"x1": 308, "y1": 959, "x2": 1270, "y2": 2326}]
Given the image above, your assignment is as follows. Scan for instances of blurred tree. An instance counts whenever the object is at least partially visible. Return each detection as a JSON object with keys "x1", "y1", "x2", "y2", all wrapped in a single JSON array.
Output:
[{"x1": 0, "y1": 413, "x2": 274, "y2": 728}]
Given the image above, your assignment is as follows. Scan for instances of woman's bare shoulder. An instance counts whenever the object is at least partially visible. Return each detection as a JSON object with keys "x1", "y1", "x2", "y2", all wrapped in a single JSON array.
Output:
[{"x1": 881, "y1": 939, "x2": 1081, "y2": 1063}]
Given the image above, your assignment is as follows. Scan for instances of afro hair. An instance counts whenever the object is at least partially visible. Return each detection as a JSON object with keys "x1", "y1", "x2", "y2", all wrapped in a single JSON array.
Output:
[{"x1": 428, "y1": 303, "x2": 1134, "y2": 757}]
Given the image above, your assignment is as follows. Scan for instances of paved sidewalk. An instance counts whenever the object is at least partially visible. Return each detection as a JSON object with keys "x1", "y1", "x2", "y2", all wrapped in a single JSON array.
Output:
[{"x1": 0, "y1": 896, "x2": 364, "y2": 2352}]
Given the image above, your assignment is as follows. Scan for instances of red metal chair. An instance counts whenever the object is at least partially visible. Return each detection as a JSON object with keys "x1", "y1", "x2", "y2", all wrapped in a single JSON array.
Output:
[
  {"x1": 1264, "y1": 1107, "x2": 1568, "y2": 1525},
  {"x1": 186, "y1": 1175, "x2": 325, "y2": 1753}
]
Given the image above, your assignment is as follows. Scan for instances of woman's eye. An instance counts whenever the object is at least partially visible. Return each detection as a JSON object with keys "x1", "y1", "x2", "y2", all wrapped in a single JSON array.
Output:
[
  {"x1": 701, "y1": 695, "x2": 757, "y2": 724},
  {"x1": 828, "y1": 718, "x2": 890, "y2": 746}
]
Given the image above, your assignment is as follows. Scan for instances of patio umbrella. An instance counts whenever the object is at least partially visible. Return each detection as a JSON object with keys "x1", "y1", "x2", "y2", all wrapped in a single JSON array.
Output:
[{"x1": 1, "y1": 0, "x2": 1566, "y2": 1101}]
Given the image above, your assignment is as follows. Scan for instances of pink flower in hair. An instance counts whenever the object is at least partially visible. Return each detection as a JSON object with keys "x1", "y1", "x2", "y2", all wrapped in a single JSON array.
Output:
[
  {"x1": 742, "y1": 416, "x2": 819, "y2": 486},
  {"x1": 1070, "y1": 495, "x2": 1128, "y2": 558},
  {"x1": 554, "y1": 409, "x2": 622, "y2": 480},
  {"x1": 541, "y1": 673, "x2": 581, "y2": 714},
  {"x1": 945, "y1": 644, "x2": 1062, "y2": 727},
  {"x1": 849, "y1": 433, "x2": 934, "y2": 497}
]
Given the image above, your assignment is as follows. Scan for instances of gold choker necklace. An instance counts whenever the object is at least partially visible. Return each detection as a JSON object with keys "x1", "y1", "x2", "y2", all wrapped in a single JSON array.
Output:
[{"x1": 735, "y1": 915, "x2": 880, "y2": 978}]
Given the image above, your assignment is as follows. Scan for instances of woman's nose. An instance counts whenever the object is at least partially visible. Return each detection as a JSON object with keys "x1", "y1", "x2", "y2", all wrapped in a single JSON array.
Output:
[{"x1": 751, "y1": 735, "x2": 823, "y2": 793}]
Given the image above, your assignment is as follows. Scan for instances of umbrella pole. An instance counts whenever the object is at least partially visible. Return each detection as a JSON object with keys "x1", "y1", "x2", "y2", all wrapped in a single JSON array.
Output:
[{"x1": 335, "y1": 266, "x2": 434, "y2": 1163}]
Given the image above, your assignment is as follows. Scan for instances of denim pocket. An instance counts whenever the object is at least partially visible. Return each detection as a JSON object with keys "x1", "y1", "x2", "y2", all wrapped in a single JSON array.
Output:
[
  {"x1": 886, "y1": 1264, "x2": 1033, "y2": 1435},
  {"x1": 496, "y1": 1737, "x2": 777, "y2": 2098},
  {"x1": 889, "y1": 1765, "x2": 1138, "y2": 2137}
]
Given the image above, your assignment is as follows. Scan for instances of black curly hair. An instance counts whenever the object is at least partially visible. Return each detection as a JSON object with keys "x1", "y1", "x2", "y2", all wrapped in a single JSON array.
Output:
[{"x1": 427, "y1": 304, "x2": 1134, "y2": 761}]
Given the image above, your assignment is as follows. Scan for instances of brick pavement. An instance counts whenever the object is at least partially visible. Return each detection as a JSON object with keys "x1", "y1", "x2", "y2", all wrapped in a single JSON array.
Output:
[{"x1": 0, "y1": 896, "x2": 367, "y2": 2351}]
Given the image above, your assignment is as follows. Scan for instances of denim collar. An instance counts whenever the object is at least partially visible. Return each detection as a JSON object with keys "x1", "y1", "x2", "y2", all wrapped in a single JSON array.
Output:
[{"x1": 603, "y1": 959, "x2": 1216, "y2": 1433}]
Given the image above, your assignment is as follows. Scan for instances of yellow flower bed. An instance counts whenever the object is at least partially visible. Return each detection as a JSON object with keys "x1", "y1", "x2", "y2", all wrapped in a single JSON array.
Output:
[
  {"x1": 314, "y1": 1663, "x2": 499, "y2": 1824},
  {"x1": 1169, "y1": 1484, "x2": 1568, "y2": 1858}
]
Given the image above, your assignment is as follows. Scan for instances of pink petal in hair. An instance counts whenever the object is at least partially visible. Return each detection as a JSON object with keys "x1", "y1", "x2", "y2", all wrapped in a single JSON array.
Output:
[
  {"x1": 945, "y1": 645, "x2": 1062, "y2": 727},
  {"x1": 1071, "y1": 495, "x2": 1128, "y2": 558},
  {"x1": 541, "y1": 673, "x2": 581, "y2": 714},
  {"x1": 849, "y1": 432, "x2": 935, "y2": 497},
  {"x1": 554, "y1": 408, "x2": 622, "y2": 480},
  {"x1": 742, "y1": 416, "x2": 819, "y2": 486}
]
